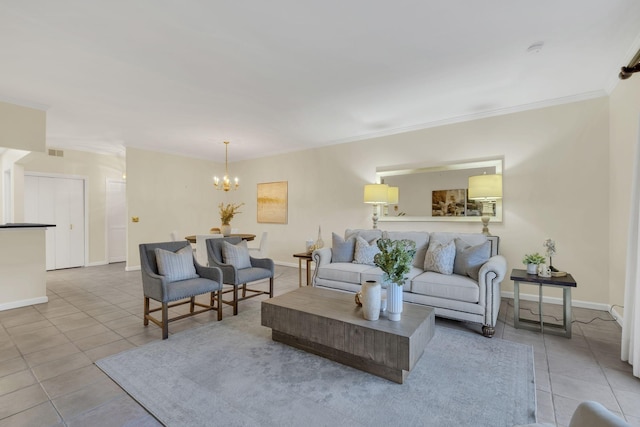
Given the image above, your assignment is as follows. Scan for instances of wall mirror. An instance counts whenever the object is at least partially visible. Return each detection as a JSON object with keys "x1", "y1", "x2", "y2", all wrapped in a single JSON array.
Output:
[{"x1": 377, "y1": 158, "x2": 503, "y2": 223}]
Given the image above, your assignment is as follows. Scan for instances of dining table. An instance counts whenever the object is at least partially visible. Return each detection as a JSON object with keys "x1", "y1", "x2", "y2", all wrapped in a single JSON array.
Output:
[{"x1": 184, "y1": 234, "x2": 255, "y2": 244}]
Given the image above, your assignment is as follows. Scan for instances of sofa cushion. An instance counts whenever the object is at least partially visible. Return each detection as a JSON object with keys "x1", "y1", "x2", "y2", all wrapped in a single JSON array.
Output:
[
  {"x1": 154, "y1": 246, "x2": 199, "y2": 283},
  {"x1": 353, "y1": 236, "x2": 380, "y2": 265},
  {"x1": 453, "y1": 238, "x2": 491, "y2": 280},
  {"x1": 345, "y1": 228, "x2": 383, "y2": 242},
  {"x1": 424, "y1": 239, "x2": 455, "y2": 275},
  {"x1": 411, "y1": 271, "x2": 480, "y2": 303},
  {"x1": 317, "y1": 262, "x2": 375, "y2": 283},
  {"x1": 332, "y1": 232, "x2": 356, "y2": 263},
  {"x1": 383, "y1": 231, "x2": 430, "y2": 268}
]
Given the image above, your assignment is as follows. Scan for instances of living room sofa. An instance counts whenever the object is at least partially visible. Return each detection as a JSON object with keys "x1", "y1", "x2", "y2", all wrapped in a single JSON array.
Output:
[{"x1": 312, "y1": 229, "x2": 507, "y2": 337}]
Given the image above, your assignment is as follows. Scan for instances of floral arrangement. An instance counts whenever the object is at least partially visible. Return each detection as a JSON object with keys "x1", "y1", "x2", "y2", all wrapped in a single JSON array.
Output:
[
  {"x1": 373, "y1": 238, "x2": 417, "y2": 286},
  {"x1": 219, "y1": 202, "x2": 244, "y2": 225}
]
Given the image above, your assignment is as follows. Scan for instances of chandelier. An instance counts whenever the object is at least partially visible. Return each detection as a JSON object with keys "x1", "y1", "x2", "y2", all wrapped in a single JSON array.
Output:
[{"x1": 213, "y1": 141, "x2": 239, "y2": 191}]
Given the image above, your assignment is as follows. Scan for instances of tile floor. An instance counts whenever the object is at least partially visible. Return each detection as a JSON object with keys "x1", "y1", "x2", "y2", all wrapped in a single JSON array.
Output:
[{"x1": 0, "y1": 263, "x2": 639, "y2": 427}]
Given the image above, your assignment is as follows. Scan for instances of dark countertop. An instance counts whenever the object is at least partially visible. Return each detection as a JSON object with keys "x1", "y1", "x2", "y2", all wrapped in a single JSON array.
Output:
[{"x1": 0, "y1": 223, "x2": 56, "y2": 228}]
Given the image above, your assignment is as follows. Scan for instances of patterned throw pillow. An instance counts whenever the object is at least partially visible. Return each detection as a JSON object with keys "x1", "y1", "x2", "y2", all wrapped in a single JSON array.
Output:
[
  {"x1": 222, "y1": 240, "x2": 252, "y2": 270},
  {"x1": 453, "y1": 238, "x2": 491, "y2": 280},
  {"x1": 154, "y1": 246, "x2": 199, "y2": 283},
  {"x1": 332, "y1": 232, "x2": 356, "y2": 263},
  {"x1": 352, "y1": 236, "x2": 380, "y2": 266},
  {"x1": 424, "y1": 240, "x2": 456, "y2": 275}
]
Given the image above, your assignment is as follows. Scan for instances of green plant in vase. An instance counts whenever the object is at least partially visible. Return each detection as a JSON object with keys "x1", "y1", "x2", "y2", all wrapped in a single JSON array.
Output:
[
  {"x1": 374, "y1": 238, "x2": 416, "y2": 321},
  {"x1": 522, "y1": 252, "x2": 545, "y2": 274}
]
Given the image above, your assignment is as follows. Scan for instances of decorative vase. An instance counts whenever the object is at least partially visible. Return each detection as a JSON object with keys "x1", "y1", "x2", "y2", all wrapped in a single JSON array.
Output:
[
  {"x1": 526, "y1": 263, "x2": 537, "y2": 274},
  {"x1": 315, "y1": 226, "x2": 324, "y2": 249},
  {"x1": 221, "y1": 224, "x2": 231, "y2": 237},
  {"x1": 361, "y1": 280, "x2": 381, "y2": 321},
  {"x1": 386, "y1": 282, "x2": 403, "y2": 321}
]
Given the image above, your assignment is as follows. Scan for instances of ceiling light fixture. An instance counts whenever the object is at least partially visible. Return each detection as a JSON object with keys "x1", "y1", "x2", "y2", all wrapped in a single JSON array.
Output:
[{"x1": 213, "y1": 141, "x2": 239, "y2": 191}]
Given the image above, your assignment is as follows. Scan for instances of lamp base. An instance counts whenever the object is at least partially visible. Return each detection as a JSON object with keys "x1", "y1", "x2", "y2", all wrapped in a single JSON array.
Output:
[
  {"x1": 371, "y1": 206, "x2": 379, "y2": 229},
  {"x1": 480, "y1": 215, "x2": 491, "y2": 236}
]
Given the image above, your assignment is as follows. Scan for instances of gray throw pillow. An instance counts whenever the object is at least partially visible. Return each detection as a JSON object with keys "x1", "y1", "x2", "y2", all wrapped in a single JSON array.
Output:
[
  {"x1": 154, "y1": 246, "x2": 199, "y2": 283},
  {"x1": 222, "y1": 240, "x2": 251, "y2": 270},
  {"x1": 453, "y1": 239, "x2": 491, "y2": 280},
  {"x1": 332, "y1": 232, "x2": 356, "y2": 263},
  {"x1": 424, "y1": 240, "x2": 456, "y2": 275},
  {"x1": 352, "y1": 236, "x2": 380, "y2": 266}
]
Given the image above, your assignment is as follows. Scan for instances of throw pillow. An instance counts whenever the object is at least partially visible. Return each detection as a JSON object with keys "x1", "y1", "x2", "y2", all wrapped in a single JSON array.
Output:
[
  {"x1": 332, "y1": 232, "x2": 356, "y2": 263},
  {"x1": 352, "y1": 236, "x2": 380, "y2": 266},
  {"x1": 453, "y1": 239, "x2": 491, "y2": 280},
  {"x1": 222, "y1": 240, "x2": 251, "y2": 270},
  {"x1": 154, "y1": 246, "x2": 199, "y2": 283},
  {"x1": 424, "y1": 240, "x2": 456, "y2": 275}
]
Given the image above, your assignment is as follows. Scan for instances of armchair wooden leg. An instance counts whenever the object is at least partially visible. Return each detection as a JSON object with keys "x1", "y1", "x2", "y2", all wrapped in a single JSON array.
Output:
[
  {"x1": 269, "y1": 277, "x2": 274, "y2": 298},
  {"x1": 143, "y1": 297, "x2": 150, "y2": 326},
  {"x1": 190, "y1": 296, "x2": 195, "y2": 313},
  {"x1": 242, "y1": 284, "x2": 247, "y2": 298},
  {"x1": 162, "y1": 303, "x2": 169, "y2": 340},
  {"x1": 233, "y1": 286, "x2": 239, "y2": 316},
  {"x1": 211, "y1": 291, "x2": 222, "y2": 321}
]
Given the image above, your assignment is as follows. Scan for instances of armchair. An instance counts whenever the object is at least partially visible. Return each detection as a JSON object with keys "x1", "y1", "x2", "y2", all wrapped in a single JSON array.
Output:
[
  {"x1": 206, "y1": 237, "x2": 274, "y2": 315},
  {"x1": 139, "y1": 241, "x2": 223, "y2": 339}
]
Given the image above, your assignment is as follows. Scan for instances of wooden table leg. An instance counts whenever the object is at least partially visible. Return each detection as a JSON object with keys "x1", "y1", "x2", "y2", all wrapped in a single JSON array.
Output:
[
  {"x1": 298, "y1": 258, "x2": 303, "y2": 287},
  {"x1": 306, "y1": 259, "x2": 311, "y2": 286}
]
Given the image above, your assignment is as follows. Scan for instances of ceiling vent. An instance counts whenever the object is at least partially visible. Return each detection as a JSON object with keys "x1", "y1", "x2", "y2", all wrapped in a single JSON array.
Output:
[{"x1": 48, "y1": 149, "x2": 64, "y2": 157}]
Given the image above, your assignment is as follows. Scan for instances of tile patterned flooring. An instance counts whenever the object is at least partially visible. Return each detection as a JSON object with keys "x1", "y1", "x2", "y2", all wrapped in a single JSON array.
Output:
[{"x1": 1, "y1": 263, "x2": 639, "y2": 426}]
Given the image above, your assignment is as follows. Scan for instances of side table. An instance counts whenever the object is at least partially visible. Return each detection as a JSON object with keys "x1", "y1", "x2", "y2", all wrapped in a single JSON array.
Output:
[
  {"x1": 510, "y1": 268, "x2": 577, "y2": 338},
  {"x1": 293, "y1": 252, "x2": 313, "y2": 287}
]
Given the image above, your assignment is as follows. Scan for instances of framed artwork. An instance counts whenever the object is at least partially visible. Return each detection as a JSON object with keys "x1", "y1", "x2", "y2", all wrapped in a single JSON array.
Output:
[
  {"x1": 257, "y1": 181, "x2": 288, "y2": 224},
  {"x1": 432, "y1": 189, "x2": 466, "y2": 217}
]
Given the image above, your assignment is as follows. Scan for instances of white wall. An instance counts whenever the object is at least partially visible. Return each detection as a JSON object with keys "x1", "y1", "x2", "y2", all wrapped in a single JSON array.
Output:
[
  {"x1": 0, "y1": 101, "x2": 46, "y2": 152},
  {"x1": 127, "y1": 97, "x2": 611, "y2": 306}
]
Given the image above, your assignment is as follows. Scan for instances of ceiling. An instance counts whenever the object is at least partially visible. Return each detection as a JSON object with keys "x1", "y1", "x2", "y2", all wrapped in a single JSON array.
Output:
[{"x1": 2, "y1": 1, "x2": 640, "y2": 162}]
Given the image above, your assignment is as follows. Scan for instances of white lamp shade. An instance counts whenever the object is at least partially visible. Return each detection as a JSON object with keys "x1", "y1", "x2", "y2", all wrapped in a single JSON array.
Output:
[
  {"x1": 364, "y1": 184, "x2": 389, "y2": 204},
  {"x1": 468, "y1": 174, "x2": 502, "y2": 200},
  {"x1": 387, "y1": 186, "x2": 399, "y2": 204}
]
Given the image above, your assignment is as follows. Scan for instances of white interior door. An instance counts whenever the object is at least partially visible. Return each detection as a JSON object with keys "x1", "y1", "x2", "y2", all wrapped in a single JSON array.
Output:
[
  {"x1": 106, "y1": 180, "x2": 126, "y2": 263},
  {"x1": 24, "y1": 174, "x2": 85, "y2": 270}
]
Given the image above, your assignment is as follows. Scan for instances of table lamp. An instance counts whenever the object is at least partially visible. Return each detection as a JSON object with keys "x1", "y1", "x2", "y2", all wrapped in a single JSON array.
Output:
[
  {"x1": 468, "y1": 174, "x2": 502, "y2": 235},
  {"x1": 363, "y1": 184, "x2": 389, "y2": 229}
]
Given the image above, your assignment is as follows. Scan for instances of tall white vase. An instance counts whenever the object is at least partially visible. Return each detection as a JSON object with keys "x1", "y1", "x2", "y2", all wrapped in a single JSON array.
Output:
[
  {"x1": 387, "y1": 282, "x2": 403, "y2": 321},
  {"x1": 361, "y1": 280, "x2": 381, "y2": 321},
  {"x1": 221, "y1": 224, "x2": 231, "y2": 237}
]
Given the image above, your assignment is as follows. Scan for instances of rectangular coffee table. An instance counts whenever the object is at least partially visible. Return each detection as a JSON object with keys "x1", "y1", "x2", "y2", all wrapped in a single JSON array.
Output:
[{"x1": 261, "y1": 286, "x2": 435, "y2": 384}]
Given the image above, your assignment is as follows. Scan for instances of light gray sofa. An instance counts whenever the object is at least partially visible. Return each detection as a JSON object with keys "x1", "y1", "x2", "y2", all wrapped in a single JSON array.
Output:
[{"x1": 312, "y1": 229, "x2": 507, "y2": 337}]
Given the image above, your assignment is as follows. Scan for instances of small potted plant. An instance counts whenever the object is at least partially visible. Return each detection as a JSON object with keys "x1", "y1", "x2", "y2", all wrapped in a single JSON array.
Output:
[
  {"x1": 218, "y1": 202, "x2": 244, "y2": 236},
  {"x1": 522, "y1": 252, "x2": 546, "y2": 274}
]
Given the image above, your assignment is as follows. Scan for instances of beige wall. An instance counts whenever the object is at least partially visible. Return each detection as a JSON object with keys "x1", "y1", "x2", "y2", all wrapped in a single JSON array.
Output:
[
  {"x1": 609, "y1": 76, "x2": 640, "y2": 316},
  {"x1": 126, "y1": 97, "x2": 612, "y2": 307},
  {"x1": 18, "y1": 150, "x2": 126, "y2": 265},
  {"x1": 0, "y1": 101, "x2": 46, "y2": 152}
]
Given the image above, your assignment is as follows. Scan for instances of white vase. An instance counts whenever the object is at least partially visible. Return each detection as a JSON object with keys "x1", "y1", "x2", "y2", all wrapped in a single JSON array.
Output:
[
  {"x1": 361, "y1": 280, "x2": 381, "y2": 321},
  {"x1": 387, "y1": 282, "x2": 403, "y2": 321},
  {"x1": 221, "y1": 224, "x2": 231, "y2": 237},
  {"x1": 526, "y1": 263, "x2": 537, "y2": 274}
]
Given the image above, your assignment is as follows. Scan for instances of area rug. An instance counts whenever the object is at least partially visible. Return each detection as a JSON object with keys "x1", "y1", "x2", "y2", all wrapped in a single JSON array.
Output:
[{"x1": 96, "y1": 308, "x2": 536, "y2": 427}]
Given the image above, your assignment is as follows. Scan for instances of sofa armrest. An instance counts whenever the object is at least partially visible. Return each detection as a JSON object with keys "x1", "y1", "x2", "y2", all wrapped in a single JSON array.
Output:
[
  {"x1": 311, "y1": 247, "x2": 332, "y2": 285},
  {"x1": 477, "y1": 255, "x2": 507, "y2": 332}
]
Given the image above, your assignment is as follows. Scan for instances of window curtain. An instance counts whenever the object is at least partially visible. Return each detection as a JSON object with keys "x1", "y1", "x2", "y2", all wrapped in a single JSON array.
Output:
[{"x1": 622, "y1": 119, "x2": 640, "y2": 378}]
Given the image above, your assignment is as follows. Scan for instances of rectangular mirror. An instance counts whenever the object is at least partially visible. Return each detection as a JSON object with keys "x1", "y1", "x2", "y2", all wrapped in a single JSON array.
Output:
[{"x1": 377, "y1": 158, "x2": 503, "y2": 223}]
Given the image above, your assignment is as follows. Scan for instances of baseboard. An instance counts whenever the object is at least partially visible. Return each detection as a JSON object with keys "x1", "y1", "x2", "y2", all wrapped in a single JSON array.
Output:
[
  {"x1": 611, "y1": 306, "x2": 624, "y2": 327},
  {"x1": 87, "y1": 261, "x2": 109, "y2": 267},
  {"x1": 125, "y1": 265, "x2": 141, "y2": 272},
  {"x1": 500, "y1": 291, "x2": 611, "y2": 312},
  {"x1": 0, "y1": 296, "x2": 48, "y2": 312}
]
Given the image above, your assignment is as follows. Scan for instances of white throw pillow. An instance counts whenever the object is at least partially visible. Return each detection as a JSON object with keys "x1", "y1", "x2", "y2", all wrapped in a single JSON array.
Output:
[
  {"x1": 352, "y1": 236, "x2": 380, "y2": 266},
  {"x1": 424, "y1": 240, "x2": 456, "y2": 275},
  {"x1": 222, "y1": 240, "x2": 252, "y2": 270},
  {"x1": 154, "y1": 246, "x2": 199, "y2": 283}
]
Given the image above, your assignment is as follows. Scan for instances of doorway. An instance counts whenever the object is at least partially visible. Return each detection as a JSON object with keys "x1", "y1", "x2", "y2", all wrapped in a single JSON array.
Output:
[{"x1": 106, "y1": 179, "x2": 126, "y2": 263}]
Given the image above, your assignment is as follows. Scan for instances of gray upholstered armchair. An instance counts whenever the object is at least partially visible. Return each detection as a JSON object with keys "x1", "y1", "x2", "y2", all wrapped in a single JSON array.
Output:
[
  {"x1": 206, "y1": 237, "x2": 274, "y2": 315},
  {"x1": 139, "y1": 241, "x2": 223, "y2": 339}
]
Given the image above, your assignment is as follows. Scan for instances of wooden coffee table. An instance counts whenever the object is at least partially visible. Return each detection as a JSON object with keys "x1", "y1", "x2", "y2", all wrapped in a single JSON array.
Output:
[{"x1": 261, "y1": 287, "x2": 435, "y2": 383}]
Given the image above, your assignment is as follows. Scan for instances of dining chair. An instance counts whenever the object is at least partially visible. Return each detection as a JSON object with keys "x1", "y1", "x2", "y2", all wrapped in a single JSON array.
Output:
[
  {"x1": 195, "y1": 234, "x2": 223, "y2": 266},
  {"x1": 247, "y1": 231, "x2": 268, "y2": 258},
  {"x1": 206, "y1": 237, "x2": 274, "y2": 315}
]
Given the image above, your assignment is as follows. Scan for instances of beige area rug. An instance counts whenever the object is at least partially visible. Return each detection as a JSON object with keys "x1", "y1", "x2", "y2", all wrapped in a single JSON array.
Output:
[{"x1": 97, "y1": 308, "x2": 536, "y2": 427}]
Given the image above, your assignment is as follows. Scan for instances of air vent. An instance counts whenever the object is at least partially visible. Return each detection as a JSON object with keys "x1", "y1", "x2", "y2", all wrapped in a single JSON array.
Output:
[{"x1": 48, "y1": 149, "x2": 64, "y2": 157}]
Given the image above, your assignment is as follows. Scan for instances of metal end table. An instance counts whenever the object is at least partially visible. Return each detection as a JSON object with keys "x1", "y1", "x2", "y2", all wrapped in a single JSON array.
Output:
[{"x1": 510, "y1": 268, "x2": 577, "y2": 338}]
